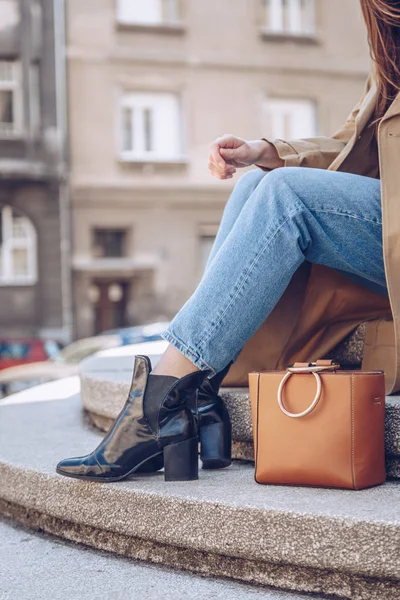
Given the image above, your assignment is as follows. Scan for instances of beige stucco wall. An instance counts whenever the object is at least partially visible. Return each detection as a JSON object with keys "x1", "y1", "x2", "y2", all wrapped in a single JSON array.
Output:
[{"x1": 66, "y1": 0, "x2": 372, "y2": 337}]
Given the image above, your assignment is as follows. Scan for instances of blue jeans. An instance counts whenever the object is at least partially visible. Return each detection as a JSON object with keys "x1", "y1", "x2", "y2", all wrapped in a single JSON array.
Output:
[{"x1": 162, "y1": 167, "x2": 387, "y2": 376}]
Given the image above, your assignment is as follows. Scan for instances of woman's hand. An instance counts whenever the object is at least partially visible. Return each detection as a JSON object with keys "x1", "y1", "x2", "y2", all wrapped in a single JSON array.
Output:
[{"x1": 208, "y1": 135, "x2": 283, "y2": 180}]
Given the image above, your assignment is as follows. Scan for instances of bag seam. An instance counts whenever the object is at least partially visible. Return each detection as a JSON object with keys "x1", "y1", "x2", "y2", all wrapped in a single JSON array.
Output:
[
  {"x1": 351, "y1": 373, "x2": 356, "y2": 489},
  {"x1": 255, "y1": 373, "x2": 260, "y2": 484}
]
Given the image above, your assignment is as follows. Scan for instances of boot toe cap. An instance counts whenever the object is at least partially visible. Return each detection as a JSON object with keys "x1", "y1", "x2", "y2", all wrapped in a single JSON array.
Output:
[{"x1": 56, "y1": 454, "x2": 103, "y2": 479}]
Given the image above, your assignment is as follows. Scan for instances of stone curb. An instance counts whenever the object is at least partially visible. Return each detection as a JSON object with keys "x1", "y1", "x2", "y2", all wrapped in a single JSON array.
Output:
[
  {"x1": 1, "y1": 398, "x2": 400, "y2": 576},
  {"x1": 0, "y1": 498, "x2": 397, "y2": 600},
  {"x1": 1, "y1": 458, "x2": 400, "y2": 590},
  {"x1": 80, "y1": 372, "x2": 400, "y2": 460},
  {"x1": 0, "y1": 511, "x2": 329, "y2": 600},
  {"x1": 1, "y1": 395, "x2": 400, "y2": 600},
  {"x1": 87, "y1": 411, "x2": 400, "y2": 481}
]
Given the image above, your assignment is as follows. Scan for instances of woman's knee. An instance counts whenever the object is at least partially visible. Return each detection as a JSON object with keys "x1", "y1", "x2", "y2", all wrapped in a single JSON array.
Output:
[
  {"x1": 232, "y1": 168, "x2": 268, "y2": 199},
  {"x1": 262, "y1": 166, "x2": 321, "y2": 205},
  {"x1": 253, "y1": 166, "x2": 305, "y2": 210},
  {"x1": 253, "y1": 167, "x2": 297, "y2": 200},
  {"x1": 259, "y1": 165, "x2": 304, "y2": 189},
  {"x1": 252, "y1": 167, "x2": 313, "y2": 246},
  {"x1": 223, "y1": 168, "x2": 269, "y2": 218}
]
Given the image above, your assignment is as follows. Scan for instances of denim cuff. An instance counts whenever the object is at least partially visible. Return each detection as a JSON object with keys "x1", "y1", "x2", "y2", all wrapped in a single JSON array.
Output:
[{"x1": 161, "y1": 329, "x2": 217, "y2": 377}]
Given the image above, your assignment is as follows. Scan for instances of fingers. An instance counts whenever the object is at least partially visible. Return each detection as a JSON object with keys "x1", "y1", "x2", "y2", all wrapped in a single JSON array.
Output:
[
  {"x1": 208, "y1": 146, "x2": 236, "y2": 179},
  {"x1": 209, "y1": 140, "x2": 227, "y2": 171},
  {"x1": 209, "y1": 134, "x2": 239, "y2": 170},
  {"x1": 213, "y1": 133, "x2": 241, "y2": 149},
  {"x1": 208, "y1": 134, "x2": 243, "y2": 179},
  {"x1": 208, "y1": 162, "x2": 236, "y2": 179},
  {"x1": 208, "y1": 158, "x2": 236, "y2": 179}
]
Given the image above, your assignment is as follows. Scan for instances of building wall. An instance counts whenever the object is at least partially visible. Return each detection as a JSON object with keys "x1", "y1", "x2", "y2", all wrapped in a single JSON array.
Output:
[
  {"x1": 0, "y1": 181, "x2": 62, "y2": 336},
  {"x1": 0, "y1": 0, "x2": 71, "y2": 342},
  {"x1": 66, "y1": 0, "x2": 372, "y2": 337}
]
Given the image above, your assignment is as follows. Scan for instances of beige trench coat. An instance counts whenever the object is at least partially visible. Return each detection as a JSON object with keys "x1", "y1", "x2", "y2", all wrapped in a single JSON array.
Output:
[{"x1": 224, "y1": 73, "x2": 400, "y2": 394}]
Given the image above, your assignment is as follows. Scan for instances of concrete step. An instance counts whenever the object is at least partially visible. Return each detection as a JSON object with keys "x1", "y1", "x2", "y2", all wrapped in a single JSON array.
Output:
[
  {"x1": 80, "y1": 343, "x2": 400, "y2": 479},
  {"x1": 0, "y1": 390, "x2": 399, "y2": 600},
  {"x1": 3, "y1": 518, "x2": 314, "y2": 600}
]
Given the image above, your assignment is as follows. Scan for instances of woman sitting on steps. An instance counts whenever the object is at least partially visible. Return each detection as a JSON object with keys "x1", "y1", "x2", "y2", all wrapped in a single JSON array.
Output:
[{"x1": 57, "y1": 0, "x2": 400, "y2": 483}]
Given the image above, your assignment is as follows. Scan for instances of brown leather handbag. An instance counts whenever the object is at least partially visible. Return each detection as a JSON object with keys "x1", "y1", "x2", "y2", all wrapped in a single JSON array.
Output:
[{"x1": 249, "y1": 359, "x2": 386, "y2": 490}]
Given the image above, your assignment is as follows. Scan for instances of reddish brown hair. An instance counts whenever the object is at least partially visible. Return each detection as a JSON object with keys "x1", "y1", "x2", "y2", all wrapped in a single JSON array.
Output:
[{"x1": 360, "y1": 0, "x2": 400, "y2": 130}]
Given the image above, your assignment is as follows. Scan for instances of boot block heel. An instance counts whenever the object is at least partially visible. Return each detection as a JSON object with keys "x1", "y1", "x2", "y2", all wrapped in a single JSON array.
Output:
[
  {"x1": 163, "y1": 437, "x2": 199, "y2": 481},
  {"x1": 200, "y1": 421, "x2": 232, "y2": 470}
]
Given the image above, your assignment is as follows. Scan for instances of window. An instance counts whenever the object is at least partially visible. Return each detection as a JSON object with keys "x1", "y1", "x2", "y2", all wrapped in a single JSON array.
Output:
[
  {"x1": 120, "y1": 92, "x2": 183, "y2": 161},
  {"x1": 262, "y1": 0, "x2": 316, "y2": 35},
  {"x1": 0, "y1": 1, "x2": 19, "y2": 33},
  {"x1": 262, "y1": 98, "x2": 317, "y2": 139},
  {"x1": 92, "y1": 229, "x2": 128, "y2": 258},
  {"x1": 0, "y1": 61, "x2": 22, "y2": 136},
  {"x1": 0, "y1": 205, "x2": 37, "y2": 285},
  {"x1": 117, "y1": 0, "x2": 181, "y2": 26}
]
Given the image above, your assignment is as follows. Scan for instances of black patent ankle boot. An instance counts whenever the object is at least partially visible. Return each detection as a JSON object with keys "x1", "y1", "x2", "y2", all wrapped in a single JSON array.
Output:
[
  {"x1": 196, "y1": 362, "x2": 232, "y2": 470},
  {"x1": 145, "y1": 363, "x2": 233, "y2": 471},
  {"x1": 56, "y1": 355, "x2": 209, "y2": 482}
]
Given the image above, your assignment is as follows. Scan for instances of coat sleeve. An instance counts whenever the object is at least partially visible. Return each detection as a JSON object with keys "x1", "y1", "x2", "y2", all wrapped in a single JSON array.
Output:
[{"x1": 256, "y1": 73, "x2": 373, "y2": 171}]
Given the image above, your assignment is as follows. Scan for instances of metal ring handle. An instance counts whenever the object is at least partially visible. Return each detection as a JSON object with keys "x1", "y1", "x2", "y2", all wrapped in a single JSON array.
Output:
[{"x1": 277, "y1": 371, "x2": 322, "y2": 418}]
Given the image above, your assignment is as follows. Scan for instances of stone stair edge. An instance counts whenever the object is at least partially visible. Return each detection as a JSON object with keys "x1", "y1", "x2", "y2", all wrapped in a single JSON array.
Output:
[
  {"x1": 80, "y1": 371, "x2": 400, "y2": 459},
  {"x1": 0, "y1": 514, "x2": 331, "y2": 600},
  {"x1": 1, "y1": 394, "x2": 400, "y2": 600},
  {"x1": 1, "y1": 496, "x2": 393, "y2": 600},
  {"x1": 79, "y1": 370, "x2": 400, "y2": 403},
  {"x1": 86, "y1": 410, "x2": 400, "y2": 481},
  {"x1": 1, "y1": 459, "x2": 399, "y2": 580}
]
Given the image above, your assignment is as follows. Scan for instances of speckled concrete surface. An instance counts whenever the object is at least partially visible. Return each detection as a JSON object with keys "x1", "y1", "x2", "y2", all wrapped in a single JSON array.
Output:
[
  {"x1": 81, "y1": 373, "x2": 400, "y2": 459},
  {"x1": 387, "y1": 396, "x2": 400, "y2": 456},
  {"x1": 3, "y1": 517, "x2": 317, "y2": 600},
  {"x1": 1, "y1": 504, "x2": 398, "y2": 600},
  {"x1": 324, "y1": 323, "x2": 365, "y2": 367},
  {"x1": 388, "y1": 459, "x2": 400, "y2": 479},
  {"x1": 0, "y1": 395, "x2": 400, "y2": 599}
]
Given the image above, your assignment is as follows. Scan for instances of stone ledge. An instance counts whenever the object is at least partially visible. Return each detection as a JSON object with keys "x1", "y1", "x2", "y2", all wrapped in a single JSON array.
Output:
[
  {"x1": 1, "y1": 498, "x2": 396, "y2": 600},
  {"x1": 0, "y1": 514, "x2": 327, "y2": 600},
  {"x1": 0, "y1": 394, "x2": 400, "y2": 600},
  {"x1": 80, "y1": 366, "x2": 400, "y2": 461},
  {"x1": 87, "y1": 411, "x2": 400, "y2": 481}
]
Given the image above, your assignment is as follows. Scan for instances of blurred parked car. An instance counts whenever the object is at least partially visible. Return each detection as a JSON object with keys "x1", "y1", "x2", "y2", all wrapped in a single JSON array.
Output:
[
  {"x1": 0, "y1": 334, "x2": 121, "y2": 397},
  {"x1": 0, "y1": 337, "x2": 61, "y2": 371},
  {"x1": 102, "y1": 321, "x2": 170, "y2": 346}
]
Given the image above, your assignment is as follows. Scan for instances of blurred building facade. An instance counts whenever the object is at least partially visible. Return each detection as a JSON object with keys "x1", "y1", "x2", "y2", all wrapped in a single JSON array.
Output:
[
  {"x1": 66, "y1": 0, "x2": 372, "y2": 338},
  {"x1": 0, "y1": 0, "x2": 72, "y2": 343}
]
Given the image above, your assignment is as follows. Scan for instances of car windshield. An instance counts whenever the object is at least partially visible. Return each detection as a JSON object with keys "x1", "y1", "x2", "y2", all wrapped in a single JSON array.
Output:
[{"x1": 0, "y1": 341, "x2": 31, "y2": 360}]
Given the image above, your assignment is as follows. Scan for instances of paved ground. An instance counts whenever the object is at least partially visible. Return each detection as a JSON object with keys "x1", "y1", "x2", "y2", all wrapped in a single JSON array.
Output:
[{"x1": 0, "y1": 518, "x2": 318, "y2": 600}]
